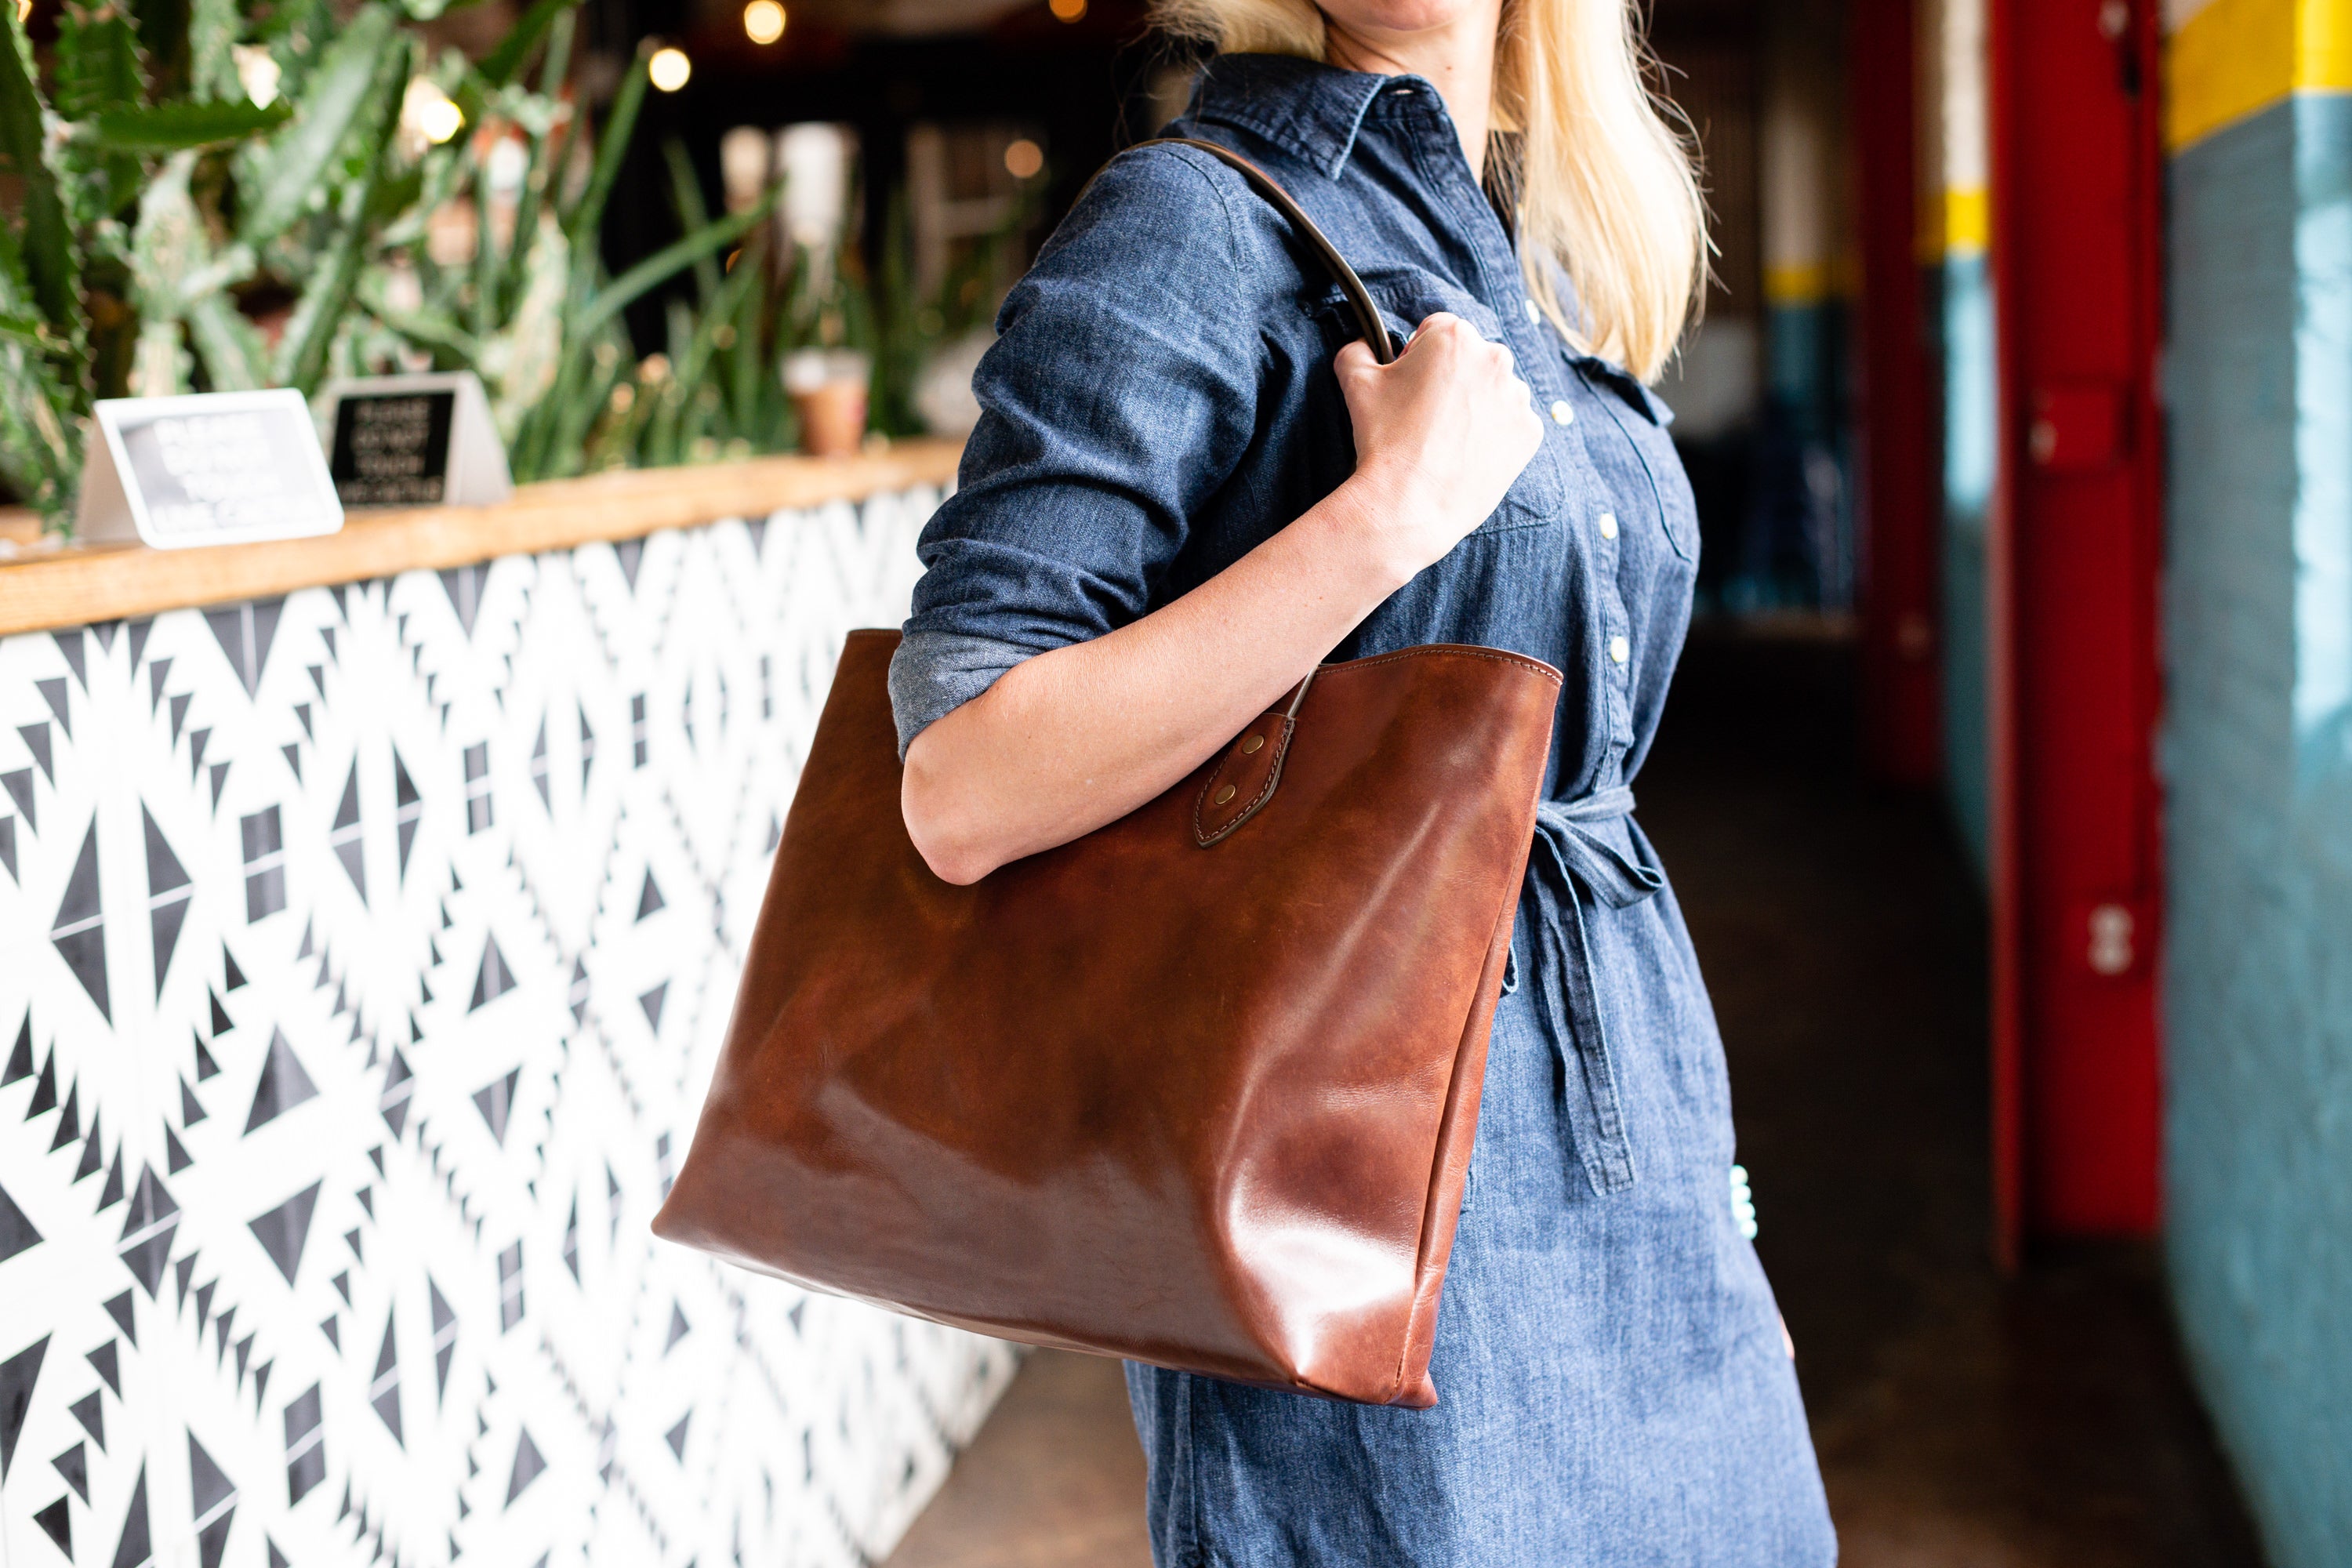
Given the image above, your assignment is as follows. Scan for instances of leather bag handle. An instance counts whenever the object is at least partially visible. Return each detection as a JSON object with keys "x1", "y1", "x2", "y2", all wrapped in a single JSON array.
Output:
[
  {"x1": 1116, "y1": 137, "x2": 1399, "y2": 365},
  {"x1": 1089, "y1": 138, "x2": 1393, "y2": 842}
]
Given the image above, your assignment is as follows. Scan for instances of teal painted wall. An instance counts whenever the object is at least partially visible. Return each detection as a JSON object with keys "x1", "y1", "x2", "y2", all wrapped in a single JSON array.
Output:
[
  {"x1": 2165, "y1": 90, "x2": 2352, "y2": 1568},
  {"x1": 1940, "y1": 251, "x2": 1994, "y2": 880}
]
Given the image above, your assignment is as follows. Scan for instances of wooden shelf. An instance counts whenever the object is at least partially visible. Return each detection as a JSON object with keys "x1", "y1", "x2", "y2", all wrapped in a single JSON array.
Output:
[{"x1": 0, "y1": 440, "x2": 963, "y2": 637}]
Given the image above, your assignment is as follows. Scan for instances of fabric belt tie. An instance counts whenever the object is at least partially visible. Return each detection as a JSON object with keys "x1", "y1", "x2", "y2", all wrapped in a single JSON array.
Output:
[{"x1": 1515, "y1": 785, "x2": 1664, "y2": 1197}]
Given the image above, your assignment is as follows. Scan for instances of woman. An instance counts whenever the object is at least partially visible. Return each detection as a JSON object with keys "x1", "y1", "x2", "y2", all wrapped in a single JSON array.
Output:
[{"x1": 887, "y1": 0, "x2": 1837, "y2": 1559}]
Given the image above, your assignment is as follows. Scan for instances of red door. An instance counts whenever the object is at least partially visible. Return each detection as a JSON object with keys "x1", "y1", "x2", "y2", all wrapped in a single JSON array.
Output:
[
  {"x1": 1852, "y1": 0, "x2": 1943, "y2": 789},
  {"x1": 1987, "y1": 0, "x2": 2166, "y2": 1254}
]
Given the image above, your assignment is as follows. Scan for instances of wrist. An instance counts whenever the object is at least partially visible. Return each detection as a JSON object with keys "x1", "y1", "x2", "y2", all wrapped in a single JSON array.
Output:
[{"x1": 1329, "y1": 462, "x2": 1439, "y2": 589}]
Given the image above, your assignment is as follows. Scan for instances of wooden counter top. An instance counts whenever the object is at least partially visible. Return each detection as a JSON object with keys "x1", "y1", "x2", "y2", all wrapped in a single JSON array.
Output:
[{"x1": 0, "y1": 440, "x2": 964, "y2": 637}]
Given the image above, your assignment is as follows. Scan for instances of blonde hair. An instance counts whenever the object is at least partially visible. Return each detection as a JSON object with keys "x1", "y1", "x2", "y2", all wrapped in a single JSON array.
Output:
[{"x1": 1152, "y1": 0, "x2": 1704, "y2": 380}]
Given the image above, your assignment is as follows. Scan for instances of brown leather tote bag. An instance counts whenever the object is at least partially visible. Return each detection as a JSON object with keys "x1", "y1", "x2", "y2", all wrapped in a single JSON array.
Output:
[{"x1": 652, "y1": 141, "x2": 1563, "y2": 1407}]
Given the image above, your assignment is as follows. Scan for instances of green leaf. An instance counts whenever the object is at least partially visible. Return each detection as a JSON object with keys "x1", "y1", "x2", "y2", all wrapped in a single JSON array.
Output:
[
  {"x1": 561, "y1": 41, "x2": 647, "y2": 252},
  {"x1": 368, "y1": 162, "x2": 425, "y2": 224},
  {"x1": 571, "y1": 198, "x2": 771, "y2": 345},
  {"x1": 361, "y1": 292, "x2": 479, "y2": 365},
  {"x1": 188, "y1": 0, "x2": 241, "y2": 103},
  {"x1": 474, "y1": 0, "x2": 576, "y2": 89},
  {"x1": 494, "y1": 9, "x2": 573, "y2": 318},
  {"x1": 91, "y1": 99, "x2": 292, "y2": 150},
  {"x1": 185, "y1": 292, "x2": 263, "y2": 390},
  {"x1": 238, "y1": 2, "x2": 397, "y2": 248},
  {"x1": 271, "y1": 31, "x2": 412, "y2": 392},
  {"x1": 55, "y1": 5, "x2": 144, "y2": 119},
  {"x1": 662, "y1": 138, "x2": 724, "y2": 303},
  {"x1": 0, "y1": 308, "x2": 50, "y2": 345},
  {"x1": 129, "y1": 0, "x2": 191, "y2": 100},
  {"x1": 0, "y1": 10, "x2": 77, "y2": 328}
]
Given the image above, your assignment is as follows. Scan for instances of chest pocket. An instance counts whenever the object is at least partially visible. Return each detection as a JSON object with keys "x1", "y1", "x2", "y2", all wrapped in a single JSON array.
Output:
[
  {"x1": 1310, "y1": 266, "x2": 1567, "y2": 536},
  {"x1": 1581, "y1": 360, "x2": 1700, "y2": 563}
]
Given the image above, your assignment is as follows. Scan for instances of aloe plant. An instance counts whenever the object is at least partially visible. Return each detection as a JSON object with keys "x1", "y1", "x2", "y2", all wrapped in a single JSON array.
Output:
[{"x1": 562, "y1": 137, "x2": 798, "y2": 473}]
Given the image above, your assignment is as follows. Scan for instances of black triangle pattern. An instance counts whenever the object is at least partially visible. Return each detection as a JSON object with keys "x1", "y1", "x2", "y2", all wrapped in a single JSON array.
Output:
[
  {"x1": 33, "y1": 1496, "x2": 71, "y2": 1554},
  {"x1": 243, "y1": 1030, "x2": 319, "y2": 1134},
  {"x1": 51, "y1": 822, "x2": 109, "y2": 1021},
  {"x1": 0, "y1": 495, "x2": 995, "y2": 1563},
  {"x1": 0, "y1": 1334, "x2": 48, "y2": 1477},
  {"x1": 249, "y1": 1181, "x2": 321, "y2": 1287},
  {"x1": 53, "y1": 1437, "x2": 88, "y2": 1500}
]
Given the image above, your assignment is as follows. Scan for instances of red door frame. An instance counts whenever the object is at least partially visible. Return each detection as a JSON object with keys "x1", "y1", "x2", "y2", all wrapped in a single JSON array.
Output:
[
  {"x1": 1852, "y1": 0, "x2": 1943, "y2": 789},
  {"x1": 1986, "y1": 0, "x2": 2166, "y2": 1259}
]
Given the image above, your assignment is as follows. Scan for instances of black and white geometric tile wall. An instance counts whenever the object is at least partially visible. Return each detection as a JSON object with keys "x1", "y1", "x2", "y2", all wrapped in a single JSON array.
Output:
[{"x1": 0, "y1": 488, "x2": 1019, "y2": 1568}]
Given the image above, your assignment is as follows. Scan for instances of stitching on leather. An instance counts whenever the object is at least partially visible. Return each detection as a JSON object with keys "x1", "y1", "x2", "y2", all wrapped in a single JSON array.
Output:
[
  {"x1": 1193, "y1": 714, "x2": 1294, "y2": 848},
  {"x1": 1323, "y1": 644, "x2": 1563, "y2": 685},
  {"x1": 1189, "y1": 753, "x2": 1234, "y2": 844}
]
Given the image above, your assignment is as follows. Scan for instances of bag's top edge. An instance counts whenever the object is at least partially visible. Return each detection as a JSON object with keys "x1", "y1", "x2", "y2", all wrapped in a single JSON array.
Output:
[
  {"x1": 845, "y1": 628, "x2": 1563, "y2": 690},
  {"x1": 1319, "y1": 643, "x2": 1564, "y2": 690}
]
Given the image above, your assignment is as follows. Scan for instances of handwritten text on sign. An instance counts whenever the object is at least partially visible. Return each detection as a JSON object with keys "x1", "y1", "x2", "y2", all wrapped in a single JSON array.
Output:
[
  {"x1": 80, "y1": 390, "x2": 343, "y2": 547},
  {"x1": 330, "y1": 390, "x2": 456, "y2": 506}
]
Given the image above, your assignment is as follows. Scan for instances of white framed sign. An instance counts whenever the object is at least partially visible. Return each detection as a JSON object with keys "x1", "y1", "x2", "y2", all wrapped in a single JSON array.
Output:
[
  {"x1": 77, "y1": 388, "x2": 345, "y2": 548},
  {"x1": 320, "y1": 371, "x2": 513, "y2": 509}
]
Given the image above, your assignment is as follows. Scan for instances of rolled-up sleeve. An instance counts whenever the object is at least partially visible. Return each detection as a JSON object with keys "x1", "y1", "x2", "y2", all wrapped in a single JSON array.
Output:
[{"x1": 891, "y1": 146, "x2": 1268, "y2": 755}]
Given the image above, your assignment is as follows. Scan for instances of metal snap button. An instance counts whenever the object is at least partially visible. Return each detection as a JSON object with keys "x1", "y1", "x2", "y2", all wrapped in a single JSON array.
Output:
[
  {"x1": 1214, "y1": 785, "x2": 1237, "y2": 805},
  {"x1": 1550, "y1": 400, "x2": 1573, "y2": 426},
  {"x1": 1598, "y1": 513, "x2": 1618, "y2": 539},
  {"x1": 1608, "y1": 635, "x2": 1630, "y2": 665},
  {"x1": 1241, "y1": 735, "x2": 1264, "y2": 754}
]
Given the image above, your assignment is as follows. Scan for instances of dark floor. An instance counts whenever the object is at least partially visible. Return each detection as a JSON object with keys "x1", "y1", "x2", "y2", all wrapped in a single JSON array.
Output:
[
  {"x1": 1643, "y1": 630, "x2": 2262, "y2": 1568},
  {"x1": 890, "y1": 630, "x2": 2265, "y2": 1568}
]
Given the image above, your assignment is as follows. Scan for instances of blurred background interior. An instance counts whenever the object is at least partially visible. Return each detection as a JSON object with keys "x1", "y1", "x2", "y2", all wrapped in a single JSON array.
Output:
[{"x1": 2, "y1": 0, "x2": 2343, "y2": 1564}]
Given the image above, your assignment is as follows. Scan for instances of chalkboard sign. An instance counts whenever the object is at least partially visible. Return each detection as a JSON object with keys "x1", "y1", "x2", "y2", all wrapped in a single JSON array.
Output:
[
  {"x1": 78, "y1": 390, "x2": 343, "y2": 548},
  {"x1": 330, "y1": 388, "x2": 455, "y2": 506},
  {"x1": 321, "y1": 372, "x2": 512, "y2": 509}
]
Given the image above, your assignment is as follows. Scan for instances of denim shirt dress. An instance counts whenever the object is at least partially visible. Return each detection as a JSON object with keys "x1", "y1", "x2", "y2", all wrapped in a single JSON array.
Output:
[{"x1": 889, "y1": 53, "x2": 1837, "y2": 1568}]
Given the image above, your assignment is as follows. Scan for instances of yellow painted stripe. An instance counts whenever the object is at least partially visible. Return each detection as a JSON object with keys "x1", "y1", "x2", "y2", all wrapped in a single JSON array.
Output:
[
  {"x1": 1944, "y1": 187, "x2": 1988, "y2": 259},
  {"x1": 1915, "y1": 187, "x2": 1987, "y2": 264},
  {"x1": 1764, "y1": 260, "x2": 1830, "y2": 306},
  {"x1": 2306, "y1": 0, "x2": 2352, "y2": 93},
  {"x1": 2168, "y1": 0, "x2": 2352, "y2": 151}
]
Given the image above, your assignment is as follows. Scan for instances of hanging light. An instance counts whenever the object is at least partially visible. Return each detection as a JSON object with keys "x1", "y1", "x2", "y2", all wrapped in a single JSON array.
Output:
[
  {"x1": 1003, "y1": 139, "x2": 1043, "y2": 180},
  {"x1": 743, "y1": 0, "x2": 786, "y2": 45},
  {"x1": 1048, "y1": 0, "x2": 1085, "y2": 20},
  {"x1": 648, "y1": 46, "x2": 693, "y2": 93},
  {"x1": 401, "y1": 78, "x2": 465, "y2": 146}
]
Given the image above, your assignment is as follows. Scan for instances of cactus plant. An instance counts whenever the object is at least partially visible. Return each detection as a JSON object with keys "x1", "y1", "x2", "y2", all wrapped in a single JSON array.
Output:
[{"x1": 0, "y1": 0, "x2": 772, "y2": 531}]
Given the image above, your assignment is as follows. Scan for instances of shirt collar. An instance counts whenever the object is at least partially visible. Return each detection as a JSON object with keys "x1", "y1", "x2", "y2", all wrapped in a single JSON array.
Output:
[{"x1": 1189, "y1": 53, "x2": 1396, "y2": 180}]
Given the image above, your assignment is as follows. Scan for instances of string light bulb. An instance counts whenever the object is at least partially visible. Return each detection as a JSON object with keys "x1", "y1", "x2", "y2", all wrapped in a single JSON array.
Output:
[
  {"x1": 648, "y1": 46, "x2": 692, "y2": 93},
  {"x1": 1048, "y1": 0, "x2": 1085, "y2": 19},
  {"x1": 401, "y1": 78, "x2": 465, "y2": 147},
  {"x1": 1003, "y1": 139, "x2": 1043, "y2": 179},
  {"x1": 742, "y1": 0, "x2": 785, "y2": 44}
]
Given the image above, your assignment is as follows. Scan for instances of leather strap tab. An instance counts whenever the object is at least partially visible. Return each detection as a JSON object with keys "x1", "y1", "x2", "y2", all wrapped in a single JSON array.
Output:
[
  {"x1": 1194, "y1": 709, "x2": 1295, "y2": 847},
  {"x1": 1194, "y1": 671, "x2": 1316, "y2": 847}
]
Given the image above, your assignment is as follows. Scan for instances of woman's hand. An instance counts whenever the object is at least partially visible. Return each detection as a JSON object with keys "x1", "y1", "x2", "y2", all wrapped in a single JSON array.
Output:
[
  {"x1": 901, "y1": 313, "x2": 1544, "y2": 885},
  {"x1": 1335, "y1": 313, "x2": 1545, "y2": 583}
]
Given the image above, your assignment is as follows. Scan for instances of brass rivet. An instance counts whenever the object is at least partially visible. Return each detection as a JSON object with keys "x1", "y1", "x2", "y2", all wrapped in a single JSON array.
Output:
[
  {"x1": 1214, "y1": 785, "x2": 1237, "y2": 805},
  {"x1": 1241, "y1": 735, "x2": 1264, "y2": 754}
]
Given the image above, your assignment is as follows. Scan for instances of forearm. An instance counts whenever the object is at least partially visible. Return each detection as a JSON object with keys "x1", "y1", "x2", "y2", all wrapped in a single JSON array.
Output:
[{"x1": 901, "y1": 471, "x2": 1416, "y2": 884}]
